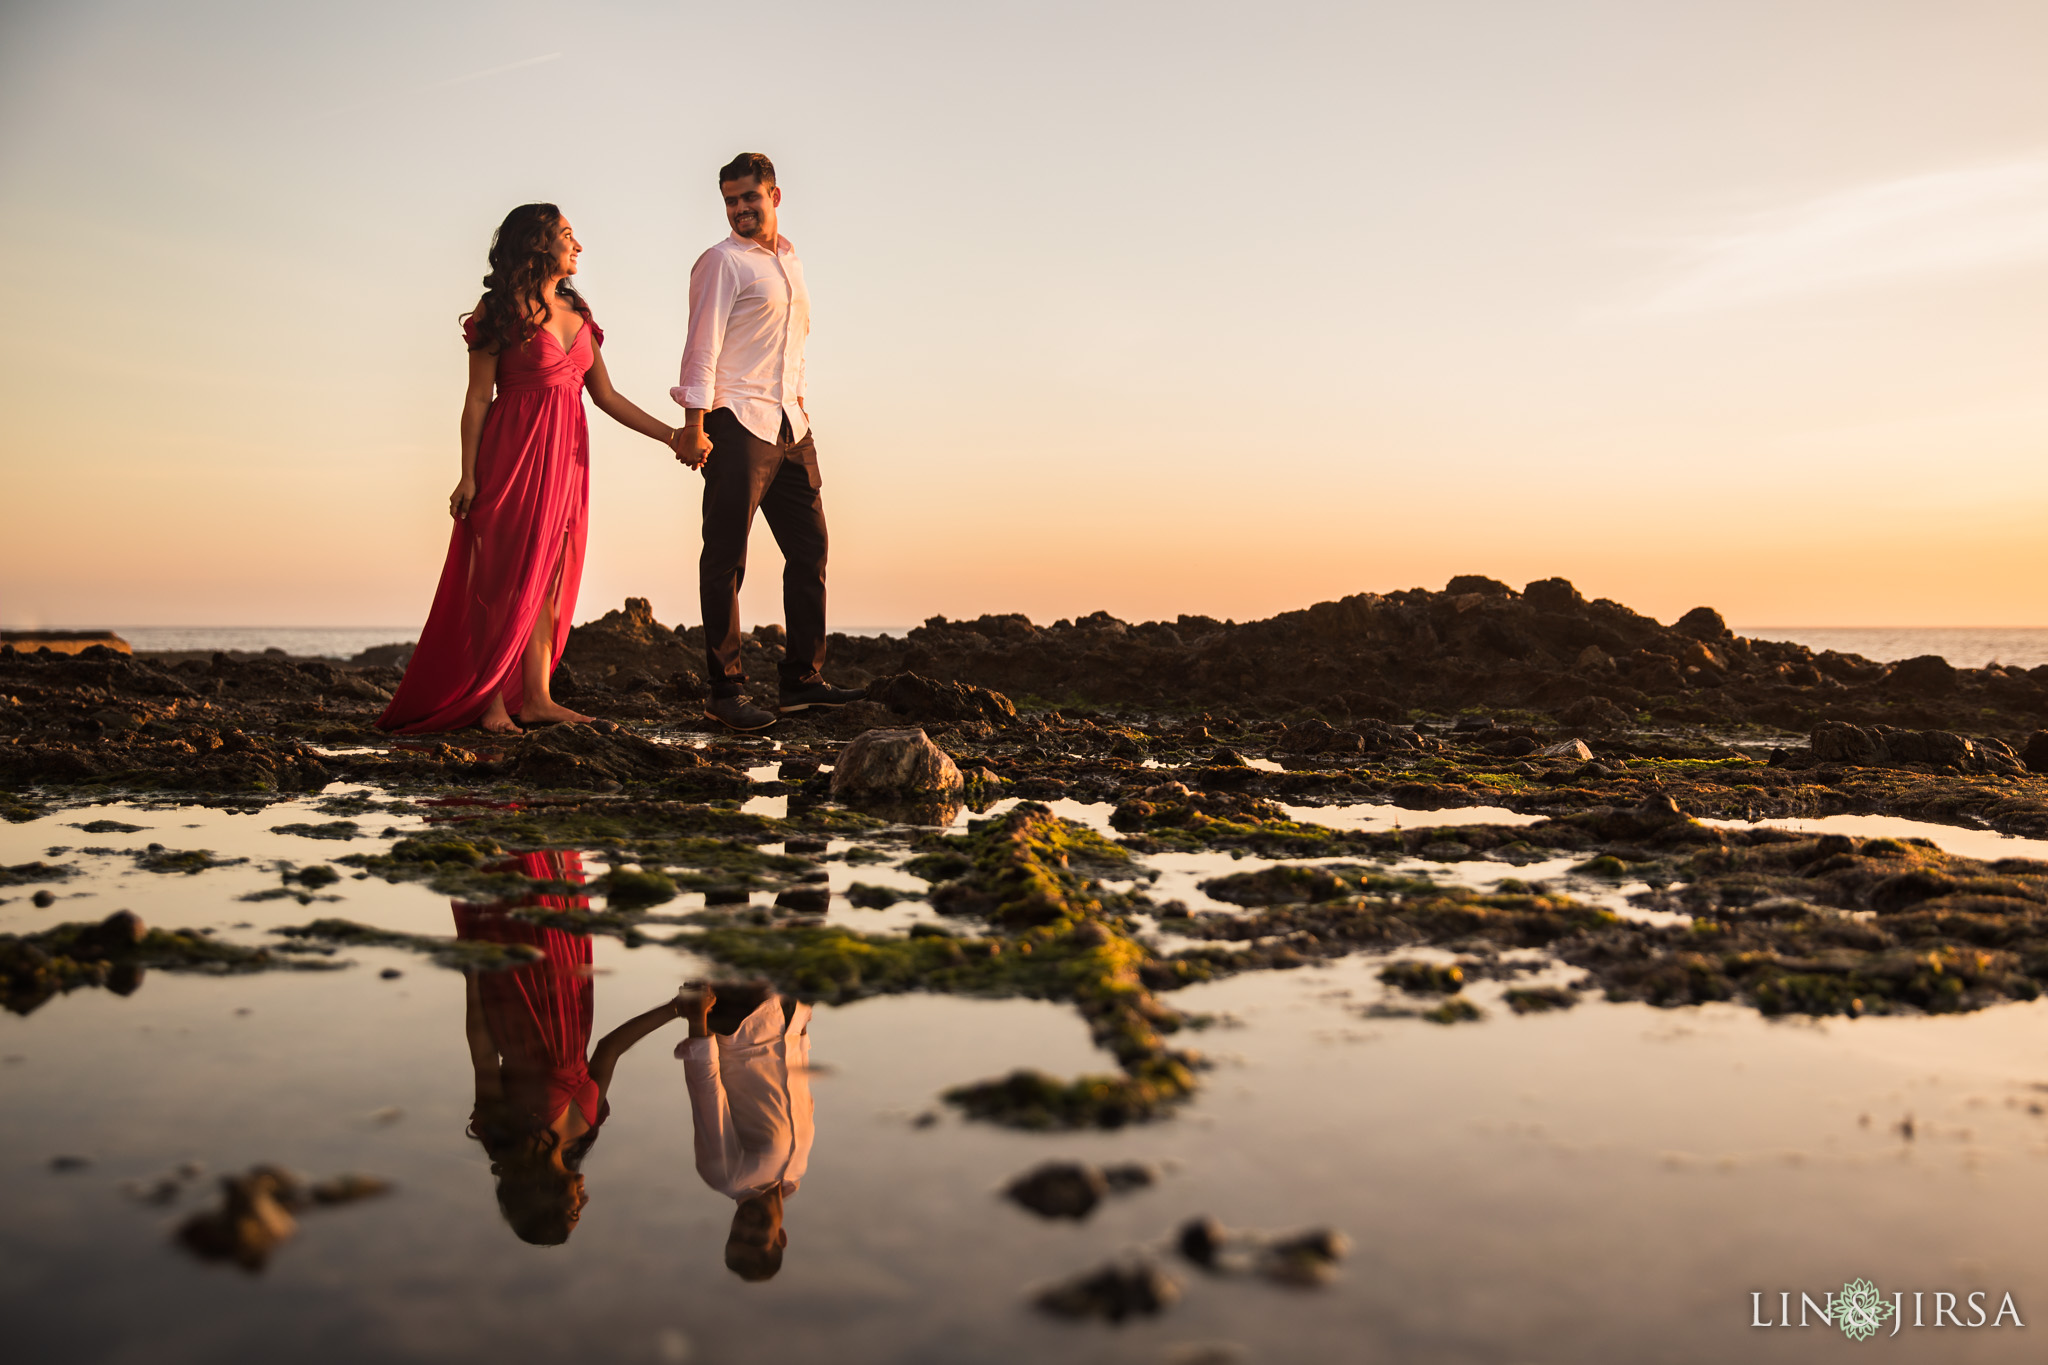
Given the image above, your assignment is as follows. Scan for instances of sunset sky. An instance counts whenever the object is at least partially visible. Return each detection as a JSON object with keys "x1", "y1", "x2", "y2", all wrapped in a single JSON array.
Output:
[{"x1": 3, "y1": 0, "x2": 2046, "y2": 633}]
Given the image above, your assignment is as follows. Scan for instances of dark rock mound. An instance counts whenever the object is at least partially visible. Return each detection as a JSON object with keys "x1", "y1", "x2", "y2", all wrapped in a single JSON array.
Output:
[
  {"x1": 864, "y1": 672, "x2": 1016, "y2": 725},
  {"x1": 1887, "y1": 654, "x2": 1959, "y2": 696},
  {"x1": 1673, "y1": 606, "x2": 1731, "y2": 640}
]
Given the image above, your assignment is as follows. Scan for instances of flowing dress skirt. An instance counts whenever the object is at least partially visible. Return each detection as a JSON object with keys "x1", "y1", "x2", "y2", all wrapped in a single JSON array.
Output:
[{"x1": 378, "y1": 322, "x2": 596, "y2": 734}]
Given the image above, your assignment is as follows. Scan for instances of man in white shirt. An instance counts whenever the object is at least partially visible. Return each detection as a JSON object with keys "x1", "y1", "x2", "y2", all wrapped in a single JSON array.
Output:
[
  {"x1": 674, "y1": 981, "x2": 814, "y2": 1281},
  {"x1": 672, "y1": 152, "x2": 864, "y2": 732}
]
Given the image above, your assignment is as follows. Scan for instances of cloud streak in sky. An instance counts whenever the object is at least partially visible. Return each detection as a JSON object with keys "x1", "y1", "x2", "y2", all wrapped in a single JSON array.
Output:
[
  {"x1": 318, "y1": 53, "x2": 562, "y2": 118},
  {"x1": 433, "y1": 53, "x2": 562, "y2": 89},
  {"x1": 1643, "y1": 157, "x2": 2048, "y2": 312}
]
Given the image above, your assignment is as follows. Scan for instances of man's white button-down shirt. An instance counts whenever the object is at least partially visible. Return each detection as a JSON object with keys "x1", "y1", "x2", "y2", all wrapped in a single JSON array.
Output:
[
  {"x1": 672, "y1": 231, "x2": 810, "y2": 445},
  {"x1": 676, "y1": 996, "x2": 814, "y2": 1200}
]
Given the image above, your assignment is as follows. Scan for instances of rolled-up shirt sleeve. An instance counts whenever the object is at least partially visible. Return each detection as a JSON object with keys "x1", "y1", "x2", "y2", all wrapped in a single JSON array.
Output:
[{"x1": 672, "y1": 247, "x2": 732, "y2": 410}]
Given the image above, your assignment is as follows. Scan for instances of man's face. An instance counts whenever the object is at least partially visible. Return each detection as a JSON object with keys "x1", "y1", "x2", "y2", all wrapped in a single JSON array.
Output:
[{"x1": 721, "y1": 175, "x2": 780, "y2": 241}]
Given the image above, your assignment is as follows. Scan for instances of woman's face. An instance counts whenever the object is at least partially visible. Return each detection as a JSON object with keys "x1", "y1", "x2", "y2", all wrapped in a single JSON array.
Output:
[{"x1": 551, "y1": 219, "x2": 581, "y2": 278}]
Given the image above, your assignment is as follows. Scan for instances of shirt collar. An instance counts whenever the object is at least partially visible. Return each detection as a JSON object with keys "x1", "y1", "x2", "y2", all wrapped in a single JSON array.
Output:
[{"x1": 726, "y1": 230, "x2": 791, "y2": 255}]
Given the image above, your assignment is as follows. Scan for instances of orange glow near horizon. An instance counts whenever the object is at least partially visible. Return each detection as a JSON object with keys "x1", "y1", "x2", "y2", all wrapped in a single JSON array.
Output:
[{"x1": 4, "y1": 3, "x2": 2048, "y2": 634}]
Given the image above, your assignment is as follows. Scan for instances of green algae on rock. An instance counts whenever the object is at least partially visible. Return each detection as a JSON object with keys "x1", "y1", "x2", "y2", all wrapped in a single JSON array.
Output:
[
  {"x1": 692, "y1": 803, "x2": 1205, "y2": 1129},
  {"x1": 272, "y1": 919, "x2": 549, "y2": 971},
  {"x1": 3, "y1": 911, "x2": 316, "y2": 1015}
]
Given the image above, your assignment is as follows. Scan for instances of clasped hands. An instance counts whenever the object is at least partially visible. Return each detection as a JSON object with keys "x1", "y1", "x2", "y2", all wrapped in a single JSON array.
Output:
[
  {"x1": 667, "y1": 425, "x2": 711, "y2": 470},
  {"x1": 674, "y1": 981, "x2": 715, "y2": 1036}
]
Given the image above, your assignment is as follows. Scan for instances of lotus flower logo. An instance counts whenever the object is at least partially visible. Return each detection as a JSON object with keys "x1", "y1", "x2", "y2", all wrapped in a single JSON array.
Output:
[{"x1": 1836, "y1": 1279, "x2": 1896, "y2": 1341}]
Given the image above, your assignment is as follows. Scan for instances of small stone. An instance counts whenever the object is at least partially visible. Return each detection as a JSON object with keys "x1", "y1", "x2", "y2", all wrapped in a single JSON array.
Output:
[
  {"x1": 1176, "y1": 1216, "x2": 1227, "y2": 1268},
  {"x1": 1034, "y1": 1261, "x2": 1180, "y2": 1321},
  {"x1": 379, "y1": 967, "x2": 402, "y2": 980},
  {"x1": 49, "y1": 1155, "x2": 90, "y2": 1172},
  {"x1": 774, "y1": 888, "x2": 830, "y2": 915},
  {"x1": 1006, "y1": 1161, "x2": 1109, "y2": 1219},
  {"x1": 1538, "y1": 738, "x2": 1593, "y2": 763},
  {"x1": 31, "y1": 889, "x2": 55, "y2": 907}
]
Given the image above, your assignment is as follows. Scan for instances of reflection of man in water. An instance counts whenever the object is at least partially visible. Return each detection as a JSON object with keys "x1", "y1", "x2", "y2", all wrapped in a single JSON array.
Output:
[{"x1": 675, "y1": 981, "x2": 813, "y2": 1281}]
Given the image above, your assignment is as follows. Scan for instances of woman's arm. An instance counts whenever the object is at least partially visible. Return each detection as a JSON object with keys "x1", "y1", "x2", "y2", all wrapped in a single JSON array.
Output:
[
  {"x1": 464, "y1": 973, "x2": 505, "y2": 1103},
  {"x1": 584, "y1": 344, "x2": 686, "y2": 452},
  {"x1": 450, "y1": 345, "x2": 497, "y2": 519},
  {"x1": 586, "y1": 993, "x2": 688, "y2": 1096}
]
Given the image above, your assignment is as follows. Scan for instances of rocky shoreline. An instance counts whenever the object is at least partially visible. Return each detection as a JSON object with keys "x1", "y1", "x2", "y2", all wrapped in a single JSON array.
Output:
[
  {"x1": 7, "y1": 578, "x2": 2048, "y2": 835},
  {"x1": 13, "y1": 576, "x2": 2048, "y2": 1110}
]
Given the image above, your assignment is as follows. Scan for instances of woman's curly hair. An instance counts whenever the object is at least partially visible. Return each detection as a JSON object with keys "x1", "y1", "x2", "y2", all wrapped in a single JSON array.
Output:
[
  {"x1": 465, "y1": 203, "x2": 589, "y2": 355},
  {"x1": 468, "y1": 1102, "x2": 600, "y2": 1246}
]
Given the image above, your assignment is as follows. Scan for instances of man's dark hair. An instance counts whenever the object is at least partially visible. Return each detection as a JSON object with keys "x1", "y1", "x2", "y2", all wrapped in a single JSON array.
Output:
[{"x1": 718, "y1": 153, "x2": 776, "y2": 188}]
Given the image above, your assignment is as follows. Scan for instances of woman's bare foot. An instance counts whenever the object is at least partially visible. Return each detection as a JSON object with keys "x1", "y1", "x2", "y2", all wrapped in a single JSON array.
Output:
[
  {"x1": 479, "y1": 695, "x2": 524, "y2": 735},
  {"x1": 516, "y1": 699, "x2": 595, "y2": 725}
]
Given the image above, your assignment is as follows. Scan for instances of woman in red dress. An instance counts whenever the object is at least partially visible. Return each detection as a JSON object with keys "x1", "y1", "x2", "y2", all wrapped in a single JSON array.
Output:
[
  {"x1": 379, "y1": 204, "x2": 684, "y2": 735},
  {"x1": 455, "y1": 851, "x2": 684, "y2": 1244}
]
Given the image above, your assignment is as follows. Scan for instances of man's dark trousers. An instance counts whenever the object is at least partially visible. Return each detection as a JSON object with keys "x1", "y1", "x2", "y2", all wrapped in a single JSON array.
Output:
[{"x1": 699, "y1": 407, "x2": 828, "y2": 698}]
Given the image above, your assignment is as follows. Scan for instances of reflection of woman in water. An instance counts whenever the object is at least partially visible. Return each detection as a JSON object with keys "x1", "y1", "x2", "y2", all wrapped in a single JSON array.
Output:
[
  {"x1": 676, "y1": 981, "x2": 815, "y2": 1280},
  {"x1": 456, "y1": 851, "x2": 680, "y2": 1244}
]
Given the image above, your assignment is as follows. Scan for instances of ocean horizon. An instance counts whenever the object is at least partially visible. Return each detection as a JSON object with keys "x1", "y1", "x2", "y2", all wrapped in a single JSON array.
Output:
[{"x1": 23, "y1": 623, "x2": 2048, "y2": 670}]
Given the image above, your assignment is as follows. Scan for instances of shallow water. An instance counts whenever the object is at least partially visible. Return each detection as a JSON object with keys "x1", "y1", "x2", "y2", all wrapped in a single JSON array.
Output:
[{"x1": 6, "y1": 791, "x2": 2048, "y2": 1362}]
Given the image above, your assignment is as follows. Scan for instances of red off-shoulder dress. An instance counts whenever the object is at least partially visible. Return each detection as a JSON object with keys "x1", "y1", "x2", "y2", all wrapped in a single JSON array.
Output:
[
  {"x1": 454, "y1": 851, "x2": 608, "y2": 1131},
  {"x1": 378, "y1": 310, "x2": 601, "y2": 734}
]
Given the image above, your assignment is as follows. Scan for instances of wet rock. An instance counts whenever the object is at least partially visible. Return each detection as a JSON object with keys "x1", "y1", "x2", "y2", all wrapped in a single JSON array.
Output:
[
  {"x1": 1673, "y1": 606, "x2": 1731, "y2": 641},
  {"x1": 31, "y1": 890, "x2": 54, "y2": 908},
  {"x1": 1006, "y1": 1161, "x2": 1110, "y2": 1218},
  {"x1": 349, "y1": 642, "x2": 416, "y2": 669},
  {"x1": 175, "y1": 1165, "x2": 391, "y2": 1272},
  {"x1": 1379, "y1": 960, "x2": 1464, "y2": 993},
  {"x1": 829, "y1": 728, "x2": 962, "y2": 803},
  {"x1": 1522, "y1": 577, "x2": 1584, "y2": 612},
  {"x1": 558, "y1": 598, "x2": 701, "y2": 684},
  {"x1": 1173, "y1": 1216, "x2": 1349, "y2": 1287},
  {"x1": 176, "y1": 1166, "x2": 300, "y2": 1270},
  {"x1": 1258, "y1": 1228, "x2": 1351, "y2": 1286},
  {"x1": 1887, "y1": 654, "x2": 1958, "y2": 696},
  {"x1": 274, "y1": 919, "x2": 542, "y2": 971},
  {"x1": 1807, "y1": 722, "x2": 2009, "y2": 773},
  {"x1": 1273, "y1": 720, "x2": 1364, "y2": 756},
  {"x1": 2022, "y1": 731, "x2": 2048, "y2": 774},
  {"x1": 597, "y1": 867, "x2": 678, "y2": 909},
  {"x1": 773, "y1": 887, "x2": 830, "y2": 915},
  {"x1": 1558, "y1": 696, "x2": 1631, "y2": 730},
  {"x1": 1177, "y1": 1216, "x2": 1227, "y2": 1268},
  {"x1": 1812, "y1": 720, "x2": 1884, "y2": 766},
  {"x1": 1208, "y1": 748, "x2": 1250, "y2": 768},
  {"x1": 1503, "y1": 985, "x2": 1578, "y2": 1013},
  {"x1": 1538, "y1": 738, "x2": 1594, "y2": 763},
  {"x1": 864, "y1": 672, "x2": 1016, "y2": 726},
  {"x1": 512, "y1": 722, "x2": 740, "y2": 792},
  {"x1": 2, "y1": 861, "x2": 77, "y2": 887},
  {"x1": 1034, "y1": 1261, "x2": 1180, "y2": 1322},
  {"x1": 1200, "y1": 865, "x2": 1351, "y2": 905}
]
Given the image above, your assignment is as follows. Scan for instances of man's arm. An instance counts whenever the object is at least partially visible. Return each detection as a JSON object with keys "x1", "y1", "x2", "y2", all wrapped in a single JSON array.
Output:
[{"x1": 671, "y1": 249, "x2": 733, "y2": 468}]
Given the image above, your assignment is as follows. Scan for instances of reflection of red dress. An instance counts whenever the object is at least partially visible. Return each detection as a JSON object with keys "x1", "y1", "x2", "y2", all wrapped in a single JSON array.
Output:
[
  {"x1": 454, "y1": 851, "x2": 606, "y2": 1129},
  {"x1": 377, "y1": 311, "x2": 601, "y2": 734}
]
